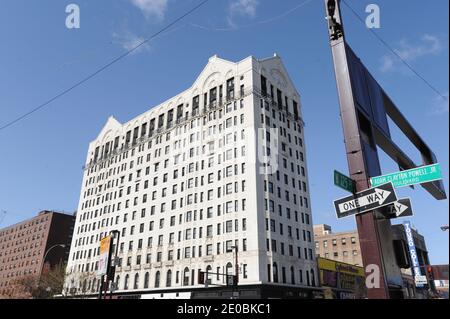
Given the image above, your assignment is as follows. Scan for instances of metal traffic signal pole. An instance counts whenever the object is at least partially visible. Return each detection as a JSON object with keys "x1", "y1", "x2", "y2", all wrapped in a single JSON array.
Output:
[{"x1": 324, "y1": 0, "x2": 403, "y2": 299}]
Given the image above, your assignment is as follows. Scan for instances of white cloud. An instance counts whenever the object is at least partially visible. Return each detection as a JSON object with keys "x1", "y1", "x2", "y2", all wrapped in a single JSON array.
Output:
[
  {"x1": 227, "y1": 0, "x2": 259, "y2": 29},
  {"x1": 380, "y1": 34, "x2": 443, "y2": 73},
  {"x1": 112, "y1": 32, "x2": 151, "y2": 54},
  {"x1": 431, "y1": 93, "x2": 449, "y2": 115},
  {"x1": 130, "y1": 0, "x2": 169, "y2": 20},
  {"x1": 229, "y1": 0, "x2": 259, "y2": 18}
]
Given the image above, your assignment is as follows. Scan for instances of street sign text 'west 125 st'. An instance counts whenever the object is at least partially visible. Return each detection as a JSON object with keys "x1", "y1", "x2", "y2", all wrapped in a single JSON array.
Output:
[
  {"x1": 334, "y1": 170, "x2": 356, "y2": 193},
  {"x1": 370, "y1": 164, "x2": 443, "y2": 189},
  {"x1": 334, "y1": 183, "x2": 397, "y2": 219}
]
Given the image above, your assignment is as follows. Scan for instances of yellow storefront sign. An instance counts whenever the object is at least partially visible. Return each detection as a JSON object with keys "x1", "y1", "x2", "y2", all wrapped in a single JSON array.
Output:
[{"x1": 317, "y1": 257, "x2": 365, "y2": 276}]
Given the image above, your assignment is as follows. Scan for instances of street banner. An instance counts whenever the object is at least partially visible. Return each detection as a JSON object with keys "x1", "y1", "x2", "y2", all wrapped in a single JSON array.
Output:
[
  {"x1": 404, "y1": 222, "x2": 425, "y2": 288},
  {"x1": 97, "y1": 235, "x2": 112, "y2": 276}
]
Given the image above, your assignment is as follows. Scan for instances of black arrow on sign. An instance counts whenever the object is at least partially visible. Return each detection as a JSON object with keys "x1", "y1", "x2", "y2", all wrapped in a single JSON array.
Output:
[{"x1": 382, "y1": 198, "x2": 414, "y2": 219}]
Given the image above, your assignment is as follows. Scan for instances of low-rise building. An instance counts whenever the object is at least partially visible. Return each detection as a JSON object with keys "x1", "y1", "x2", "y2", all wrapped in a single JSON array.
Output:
[
  {"x1": 0, "y1": 211, "x2": 75, "y2": 298},
  {"x1": 313, "y1": 224, "x2": 363, "y2": 266}
]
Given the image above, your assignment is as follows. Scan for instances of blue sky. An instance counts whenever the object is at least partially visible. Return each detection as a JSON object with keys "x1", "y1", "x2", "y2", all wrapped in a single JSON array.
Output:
[{"x1": 0, "y1": 0, "x2": 448, "y2": 264}]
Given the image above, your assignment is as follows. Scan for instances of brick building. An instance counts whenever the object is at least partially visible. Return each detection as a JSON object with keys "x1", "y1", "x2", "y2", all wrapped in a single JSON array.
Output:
[
  {"x1": 0, "y1": 211, "x2": 75, "y2": 297},
  {"x1": 314, "y1": 224, "x2": 363, "y2": 267}
]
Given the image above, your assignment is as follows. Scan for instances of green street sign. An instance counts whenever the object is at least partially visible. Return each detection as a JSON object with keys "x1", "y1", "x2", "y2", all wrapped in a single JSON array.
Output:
[
  {"x1": 370, "y1": 163, "x2": 443, "y2": 189},
  {"x1": 334, "y1": 170, "x2": 356, "y2": 193}
]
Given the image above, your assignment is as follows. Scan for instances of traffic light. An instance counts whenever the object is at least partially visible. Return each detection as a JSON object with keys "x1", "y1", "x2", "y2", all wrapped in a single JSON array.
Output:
[
  {"x1": 226, "y1": 275, "x2": 238, "y2": 287},
  {"x1": 427, "y1": 266, "x2": 434, "y2": 281}
]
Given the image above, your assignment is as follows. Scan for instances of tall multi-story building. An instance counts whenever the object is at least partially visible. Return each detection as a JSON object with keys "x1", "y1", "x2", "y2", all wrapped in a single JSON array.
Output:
[
  {"x1": 64, "y1": 55, "x2": 317, "y2": 299},
  {"x1": 0, "y1": 211, "x2": 75, "y2": 298},
  {"x1": 314, "y1": 224, "x2": 363, "y2": 267}
]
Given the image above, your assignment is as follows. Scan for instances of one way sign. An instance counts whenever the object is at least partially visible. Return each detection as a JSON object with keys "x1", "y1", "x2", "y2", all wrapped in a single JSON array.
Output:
[
  {"x1": 334, "y1": 182, "x2": 398, "y2": 219},
  {"x1": 383, "y1": 198, "x2": 414, "y2": 219}
]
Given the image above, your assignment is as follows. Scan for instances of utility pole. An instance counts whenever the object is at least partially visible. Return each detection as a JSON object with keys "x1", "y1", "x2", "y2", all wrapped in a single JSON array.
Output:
[
  {"x1": 227, "y1": 246, "x2": 239, "y2": 299},
  {"x1": 98, "y1": 234, "x2": 114, "y2": 299},
  {"x1": 109, "y1": 230, "x2": 120, "y2": 299},
  {"x1": 232, "y1": 246, "x2": 239, "y2": 299},
  {"x1": 324, "y1": 0, "x2": 401, "y2": 299},
  {"x1": 98, "y1": 275, "x2": 104, "y2": 299},
  {"x1": 324, "y1": 0, "x2": 446, "y2": 299}
]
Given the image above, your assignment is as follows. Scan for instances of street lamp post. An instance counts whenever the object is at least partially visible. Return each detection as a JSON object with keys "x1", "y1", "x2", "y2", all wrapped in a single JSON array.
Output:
[
  {"x1": 39, "y1": 244, "x2": 66, "y2": 294},
  {"x1": 40, "y1": 244, "x2": 66, "y2": 277},
  {"x1": 227, "y1": 246, "x2": 239, "y2": 299},
  {"x1": 108, "y1": 230, "x2": 120, "y2": 299}
]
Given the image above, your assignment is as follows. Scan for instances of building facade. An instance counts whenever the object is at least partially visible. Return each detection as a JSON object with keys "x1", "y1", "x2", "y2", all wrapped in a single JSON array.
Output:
[
  {"x1": 0, "y1": 211, "x2": 75, "y2": 297},
  {"x1": 390, "y1": 223, "x2": 432, "y2": 299},
  {"x1": 64, "y1": 55, "x2": 318, "y2": 298},
  {"x1": 317, "y1": 257, "x2": 366, "y2": 299},
  {"x1": 314, "y1": 224, "x2": 363, "y2": 267}
]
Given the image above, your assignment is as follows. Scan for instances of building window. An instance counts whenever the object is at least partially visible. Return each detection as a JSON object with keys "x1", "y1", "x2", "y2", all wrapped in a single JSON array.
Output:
[
  {"x1": 134, "y1": 273, "x2": 139, "y2": 289},
  {"x1": 183, "y1": 268, "x2": 190, "y2": 286},
  {"x1": 155, "y1": 271, "x2": 161, "y2": 288},
  {"x1": 124, "y1": 274, "x2": 129, "y2": 290},
  {"x1": 166, "y1": 270, "x2": 172, "y2": 287}
]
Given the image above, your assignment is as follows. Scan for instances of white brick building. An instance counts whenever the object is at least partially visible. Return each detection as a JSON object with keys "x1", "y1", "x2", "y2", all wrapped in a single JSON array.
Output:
[{"x1": 64, "y1": 55, "x2": 317, "y2": 298}]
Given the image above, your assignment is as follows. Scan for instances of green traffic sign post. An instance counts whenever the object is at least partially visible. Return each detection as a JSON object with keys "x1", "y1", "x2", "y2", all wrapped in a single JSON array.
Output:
[
  {"x1": 334, "y1": 170, "x2": 356, "y2": 193},
  {"x1": 370, "y1": 163, "x2": 443, "y2": 189}
]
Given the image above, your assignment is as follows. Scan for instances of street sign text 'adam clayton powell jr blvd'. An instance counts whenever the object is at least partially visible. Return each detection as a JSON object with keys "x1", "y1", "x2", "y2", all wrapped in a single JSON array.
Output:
[
  {"x1": 370, "y1": 163, "x2": 443, "y2": 189},
  {"x1": 334, "y1": 183, "x2": 398, "y2": 219}
]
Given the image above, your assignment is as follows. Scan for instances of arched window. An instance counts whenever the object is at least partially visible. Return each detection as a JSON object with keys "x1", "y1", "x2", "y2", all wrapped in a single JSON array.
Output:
[
  {"x1": 82, "y1": 279, "x2": 87, "y2": 292},
  {"x1": 144, "y1": 272, "x2": 150, "y2": 289},
  {"x1": 134, "y1": 273, "x2": 139, "y2": 290},
  {"x1": 206, "y1": 265, "x2": 212, "y2": 284},
  {"x1": 290, "y1": 266, "x2": 295, "y2": 285},
  {"x1": 272, "y1": 263, "x2": 279, "y2": 283},
  {"x1": 155, "y1": 271, "x2": 161, "y2": 288},
  {"x1": 226, "y1": 263, "x2": 233, "y2": 275},
  {"x1": 226, "y1": 262, "x2": 233, "y2": 285},
  {"x1": 306, "y1": 270, "x2": 310, "y2": 286},
  {"x1": 166, "y1": 270, "x2": 172, "y2": 287},
  {"x1": 183, "y1": 267, "x2": 190, "y2": 286},
  {"x1": 311, "y1": 269, "x2": 315, "y2": 287},
  {"x1": 115, "y1": 275, "x2": 120, "y2": 290},
  {"x1": 124, "y1": 274, "x2": 129, "y2": 290}
]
